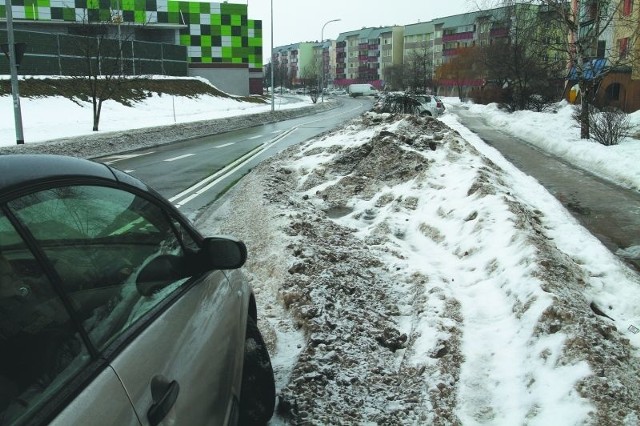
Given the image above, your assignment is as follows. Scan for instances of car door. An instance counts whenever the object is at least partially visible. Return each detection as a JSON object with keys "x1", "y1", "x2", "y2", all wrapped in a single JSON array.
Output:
[
  {"x1": 0, "y1": 208, "x2": 138, "y2": 426},
  {"x1": 101, "y1": 191, "x2": 248, "y2": 426},
  {"x1": 3, "y1": 182, "x2": 246, "y2": 425}
]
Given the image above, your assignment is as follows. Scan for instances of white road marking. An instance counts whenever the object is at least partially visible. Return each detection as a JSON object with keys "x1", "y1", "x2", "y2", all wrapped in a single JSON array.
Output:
[
  {"x1": 171, "y1": 127, "x2": 299, "y2": 207},
  {"x1": 248, "y1": 135, "x2": 262, "y2": 140},
  {"x1": 216, "y1": 143, "x2": 235, "y2": 148},
  {"x1": 102, "y1": 151, "x2": 155, "y2": 164},
  {"x1": 164, "y1": 153, "x2": 194, "y2": 162}
]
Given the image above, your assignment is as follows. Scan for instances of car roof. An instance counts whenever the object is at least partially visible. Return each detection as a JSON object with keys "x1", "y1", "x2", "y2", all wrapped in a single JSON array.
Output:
[{"x1": 0, "y1": 154, "x2": 118, "y2": 193}]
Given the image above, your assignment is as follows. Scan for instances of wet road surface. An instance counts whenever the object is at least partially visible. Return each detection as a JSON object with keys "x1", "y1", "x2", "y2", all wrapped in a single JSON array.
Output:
[{"x1": 451, "y1": 106, "x2": 640, "y2": 271}]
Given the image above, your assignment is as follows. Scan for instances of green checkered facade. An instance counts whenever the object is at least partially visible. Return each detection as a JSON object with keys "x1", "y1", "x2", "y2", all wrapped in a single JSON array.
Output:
[{"x1": 0, "y1": 0, "x2": 262, "y2": 69}]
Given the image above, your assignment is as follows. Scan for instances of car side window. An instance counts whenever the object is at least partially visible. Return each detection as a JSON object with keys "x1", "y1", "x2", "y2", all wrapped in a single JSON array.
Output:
[
  {"x1": 0, "y1": 212, "x2": 91, "y2": 426},
  {"x1": 7, "y1": 185, "x2": 196, "y2": 352}
]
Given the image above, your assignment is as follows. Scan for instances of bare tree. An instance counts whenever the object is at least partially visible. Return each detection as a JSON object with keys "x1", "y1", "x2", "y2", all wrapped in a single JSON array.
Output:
[
  {"x1": 382, "y1": 64, "x2": 407, "y2": 91},
  {"x1": 478, "y1": 3, "x2": 566, "y2": 111},
  {"x1": 68, "y1": 9, "x2": 137, "y2": 131},
  {"x1": 404, "y1": 46, "x2": 434, "y2": 93},
  {"x1": 436, "y1": 47, "x2": 482, "y2": 99},
  {"x1": 300, "y1": 64, "x2": 320, "y2": 103},
  {"x1": 498, "y1": 0, "x2": 639, "y2": 138}
]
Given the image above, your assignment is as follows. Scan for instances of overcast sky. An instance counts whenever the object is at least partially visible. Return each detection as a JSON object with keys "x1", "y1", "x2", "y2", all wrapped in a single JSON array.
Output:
[{"x1": 242, "y1": 0, "x2": 492, "y2": 60}]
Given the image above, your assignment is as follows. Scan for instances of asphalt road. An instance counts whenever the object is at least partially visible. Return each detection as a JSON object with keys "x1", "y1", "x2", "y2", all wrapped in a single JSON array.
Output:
[
  {"x1": 450, "y1": 105, "x2": 640, "y2": 271},
  {"x1": 99, "y1": 97, "x2": 373, "y2": 220}
]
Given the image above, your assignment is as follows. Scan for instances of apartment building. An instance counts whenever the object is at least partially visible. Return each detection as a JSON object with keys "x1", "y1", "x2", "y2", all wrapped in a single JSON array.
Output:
[
  {"x1": 591, "y1": 0, "x2": 640, "y2": 111},
  {"x1": 379, "y1": 26, "x2": 404, "y2": 88},
  {"x1": 272, "y1": 42, "x2": 318, "y2": 86},
  {"x1": 334, "y1": 27, "x2": 396, "y2": 89},
  {"x1": 0, "y1": 0, "x2": 263, "y2": 95}
]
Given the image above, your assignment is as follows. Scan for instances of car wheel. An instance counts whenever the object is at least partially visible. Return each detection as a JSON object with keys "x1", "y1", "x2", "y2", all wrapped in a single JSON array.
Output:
[{"x1": 238, "y1": 316, "x2": 275, "y2": 426}]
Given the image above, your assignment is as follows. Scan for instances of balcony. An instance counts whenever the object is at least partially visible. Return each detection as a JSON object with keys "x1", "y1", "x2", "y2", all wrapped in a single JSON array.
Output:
[
  {"x1": 442, "y1": 31, "x2": 474, "y2": 43},
  {"x1": 490, "y1": 28, "x2": 509, "y2": 38}
]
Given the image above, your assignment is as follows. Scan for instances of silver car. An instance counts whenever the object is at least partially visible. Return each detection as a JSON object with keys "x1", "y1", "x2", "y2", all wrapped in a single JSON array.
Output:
[
  {"x1": 411, "y1": 94, "x2": 443, "y2": 117},
  {"x1": 0, "y1": 154, "x2": 275, "y2": 426}
]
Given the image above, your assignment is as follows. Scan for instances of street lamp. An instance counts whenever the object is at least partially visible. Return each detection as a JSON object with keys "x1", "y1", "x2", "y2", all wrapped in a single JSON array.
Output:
[
  {"x1": 270, "y1": 0, "x2": 275, "y2": 112},
  {"x1": 4, "y1": 0, "x2": 25, "y2": 144},
  {"x1": 320, "y1": 18, "x2": 340, "y2": 103}
]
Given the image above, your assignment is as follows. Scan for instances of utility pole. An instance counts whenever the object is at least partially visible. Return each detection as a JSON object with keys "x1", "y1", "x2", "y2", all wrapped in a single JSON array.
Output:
[
  {"x1": 5, "y1": 0, "x2": 25, "y2": 144},
  {"x1": 270, "y1": 0, "x2": 274, "y2": 112},
  {"x1": 320, "y1": 19, "x2": 340, "y2": 103}
]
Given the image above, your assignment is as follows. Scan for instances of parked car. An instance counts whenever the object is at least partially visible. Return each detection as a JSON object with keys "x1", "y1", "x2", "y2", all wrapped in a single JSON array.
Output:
[
  {"x1": 372, "y1": 92, "x2": 426, "y2": 116},
  {"x1": 0, "y1": 154, "x2": 275, "y2": 426},
  {"x1": 410, "y1": 94, "x2": 444, "y2": 117}
]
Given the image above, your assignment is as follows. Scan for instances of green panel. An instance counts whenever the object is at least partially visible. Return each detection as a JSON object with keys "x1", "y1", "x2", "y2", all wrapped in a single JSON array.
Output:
[
  {"x1": 231, "y1": 36, "x2": 241, "y2": 47},
  {"x1": 221, "y1": 26, "x2": 231, "y2": 36},
  {"x1": 198, "y1": 2, "x2": 209, "y2": 13},
  {"x1": 62, "y1": 7, "x2": 75, "y2": 20},
  {"x1": 25, "y1": 2, "x2": 37, "y2": 19},
  {"x1": 87, "y1": 0, "x2": 99, "y2": 8},
  {"x1": 222, "y1": 46, "x2": 231, "y2": 59},
  {"x1": 231, "y1": 14, "x2": 241, "y2": 26},
  {"x1": 210, "y1": 14, "x2": 220, "y2": 25},
  {"x1": 135, "y1": 0, "x2": 145, "y2": 10},
  {"x1": 201, "y1": 35, "x2": 211, "y2": 47},
  {"x1": 167, "y1": 1, "x2": 179, "y2": 12},
  {"x1": 167, "y1": 11, "x2": 180, "y2": 23},
  {"x1": 189, "y1": 2, "x2": 199, "y2": 13},
  {"x1": 135, "y1": 10, "x2": 145, "y2": 22},
  {"x1": 220, "y1": 3, "x2": 245, "y2": 15},
  {"x1": 180, "y1": 34, "x2": 190, "y2": 45},
  {"x1": 0, "y1": 6, "x2": 5, "y2": 18},
  {"x1": 231, "y1": 57, "x2": 241, "y2": 63},
  {"x1": 249, "y1": 36, "x2": 261, "y2": 47},
  {"x1": 121, "y1": 0, "x2": 134, "y2": 10},
  {"x1": 211, "y1": 25, "x2": 221, "y2": 36}
]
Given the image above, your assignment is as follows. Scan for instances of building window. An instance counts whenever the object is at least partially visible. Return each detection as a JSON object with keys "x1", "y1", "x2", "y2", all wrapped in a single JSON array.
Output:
[
  {"x1": 619, "y1": 37, "x2": 629, "y2": 59},
  {"x1": 606, "y1": 83, "x2": 621, "y2": 101},
  {"x1": 597, "y1": 40, "x2": 606, "y2": 58}
]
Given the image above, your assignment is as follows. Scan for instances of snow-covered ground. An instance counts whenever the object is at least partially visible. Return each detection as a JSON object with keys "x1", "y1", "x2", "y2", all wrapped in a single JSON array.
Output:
[
  {"x1": 0, "y1": 83, "x2": 315, "y2": 145},
  {"x1": 449, "y1": 98, "x2": 640, "y2": 192},
  {"x1": 3, "y1": 87, "x2": 640, "y2": 424},
  {"x1": 200, "y1": 110, "x2": 640, "y2": 424}
]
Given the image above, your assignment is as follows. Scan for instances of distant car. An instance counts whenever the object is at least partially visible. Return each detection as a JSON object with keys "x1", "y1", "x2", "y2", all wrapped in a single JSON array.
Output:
[
  {"x1": 410, "y1": 94, "x2": 443, "y2": 117},
  {"x1": 0, "y1": 154, "x2": 275, "y2": 426},
  {"x1": 295, "y1": 88, "x2": 305, "y2": 95},
  {"x1": 348, "y1": 83, "x2": 378, "y2": 97},
  {"x1": 434, "y1": 96, "x2": 446, "y2": 114}
]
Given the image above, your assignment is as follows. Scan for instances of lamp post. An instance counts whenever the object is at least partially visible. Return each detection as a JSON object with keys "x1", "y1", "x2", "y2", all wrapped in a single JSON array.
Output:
[
  {"x1": 5, "y1": 0, "x2": 25, "y2": 144},
  {"x1": 270, "y1": 0, "x2": 275, "y2": 112},
  {"x1": 320, "y1": 18, "x2": 340, "y2": 103}
]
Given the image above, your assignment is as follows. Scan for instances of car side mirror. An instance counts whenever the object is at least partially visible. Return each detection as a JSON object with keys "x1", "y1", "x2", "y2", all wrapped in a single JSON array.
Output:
[
  {"x1": 136, "y1": 254, "x2": 186, "y2": 297},
  {"x1": 199, "y1": 236, "x2": 247, "y2": 270}
]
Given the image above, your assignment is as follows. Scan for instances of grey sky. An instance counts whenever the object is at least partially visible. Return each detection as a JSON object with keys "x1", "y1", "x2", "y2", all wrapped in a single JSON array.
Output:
[{"x1": 243, "y1": 0, "x2": 486, "y2": 61}]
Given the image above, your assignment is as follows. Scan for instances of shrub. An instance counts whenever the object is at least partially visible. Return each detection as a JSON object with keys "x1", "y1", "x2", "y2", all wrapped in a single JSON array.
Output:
[{"x1": 589, "y1": 107, "x2": 632, "y2": 146}]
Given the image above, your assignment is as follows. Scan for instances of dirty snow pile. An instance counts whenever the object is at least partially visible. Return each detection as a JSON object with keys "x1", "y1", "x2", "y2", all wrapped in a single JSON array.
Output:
[{"x1": 199, "y1": 112, "x2": 640, "y2": 425}]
